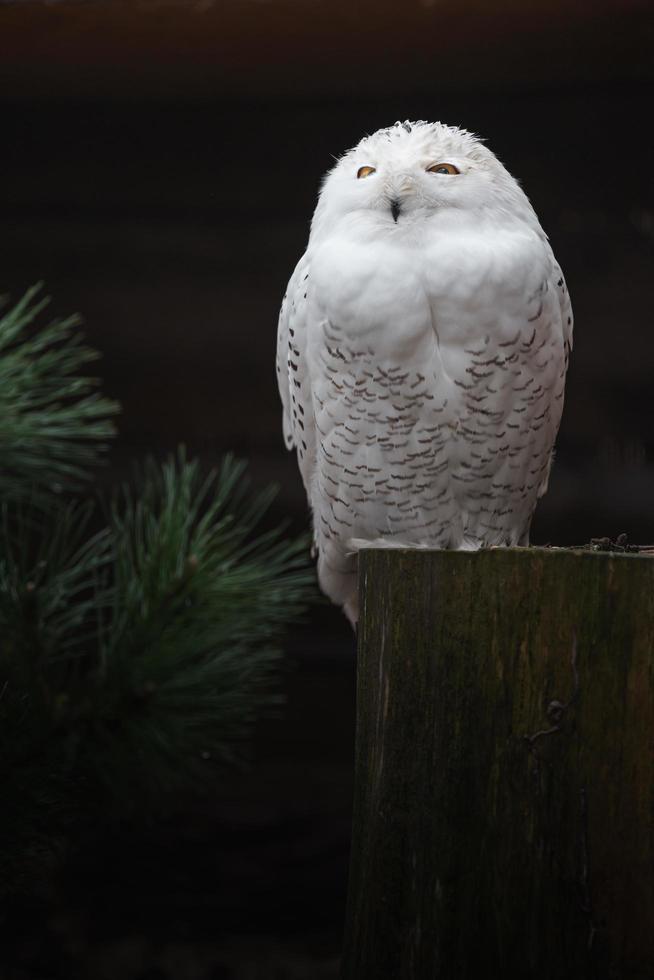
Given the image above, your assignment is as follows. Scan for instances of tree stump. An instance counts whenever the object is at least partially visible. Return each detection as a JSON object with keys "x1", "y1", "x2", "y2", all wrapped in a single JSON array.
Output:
[{"x1": 341, "y1": 548, "x2": 654, "y2": 980}]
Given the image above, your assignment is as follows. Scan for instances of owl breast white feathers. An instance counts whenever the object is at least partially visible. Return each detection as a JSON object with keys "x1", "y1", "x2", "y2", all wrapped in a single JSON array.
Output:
[{"x1": 276, "y1": 120, "x2": 572, "y2": 625}]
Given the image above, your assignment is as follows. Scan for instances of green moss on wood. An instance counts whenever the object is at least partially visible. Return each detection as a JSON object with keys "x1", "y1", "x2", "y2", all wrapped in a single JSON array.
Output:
[{"x1": 342, "y1": 548, "x2": 654, "y2": 980}]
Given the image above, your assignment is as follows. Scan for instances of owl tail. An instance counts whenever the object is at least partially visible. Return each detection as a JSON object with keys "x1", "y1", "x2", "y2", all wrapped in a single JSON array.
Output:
[
  {"x1": 316, "y1": 547, "x2": 358, "y2": 630},
  {"x1": 343, "y1": 595, "x2": 359, "y2": 630}
]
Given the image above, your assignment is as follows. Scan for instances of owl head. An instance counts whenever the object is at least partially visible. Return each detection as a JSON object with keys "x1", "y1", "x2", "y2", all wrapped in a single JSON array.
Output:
[{"x1": 311, "y1": 120, "x2": 537, "y2": 241}]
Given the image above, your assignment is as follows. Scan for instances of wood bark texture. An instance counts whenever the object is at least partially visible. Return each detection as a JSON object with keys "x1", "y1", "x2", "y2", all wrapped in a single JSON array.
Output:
[{"x1": 341, "y1": 548, "x2": 654, "y2": 980}]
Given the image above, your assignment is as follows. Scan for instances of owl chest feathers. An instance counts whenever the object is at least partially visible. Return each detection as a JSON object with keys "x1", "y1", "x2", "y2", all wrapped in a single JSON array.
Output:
[
  {"x1": 307, "y1": 222, "x2": 557, "y2": 392},
  {"x1": 301, "y1": 221, "x2": 565, "y2": 549}
]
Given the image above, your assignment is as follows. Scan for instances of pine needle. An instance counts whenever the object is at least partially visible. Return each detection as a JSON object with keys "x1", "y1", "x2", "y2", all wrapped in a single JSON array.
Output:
[{"x1": 0, "y1": 284, "x2": 119, "y2": 497}]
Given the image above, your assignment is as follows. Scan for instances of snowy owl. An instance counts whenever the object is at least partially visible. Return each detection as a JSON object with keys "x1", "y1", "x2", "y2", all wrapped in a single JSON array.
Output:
[{"x1": 276, "y1": 120, "x2": 572, "y2": 625}]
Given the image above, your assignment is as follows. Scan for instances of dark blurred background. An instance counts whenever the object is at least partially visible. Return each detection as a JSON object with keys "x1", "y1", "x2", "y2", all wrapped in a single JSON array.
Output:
[{"x1": 1, "y1": 1, "x2": 653, "y2": 977}]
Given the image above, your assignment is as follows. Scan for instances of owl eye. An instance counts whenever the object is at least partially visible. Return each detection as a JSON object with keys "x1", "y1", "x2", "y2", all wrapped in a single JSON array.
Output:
[
  {"x1": 427, "y1": 163, "x2": 460, "y2": 175},
  {"x1": 357, "y1": 165, "x2": 377, "y2": 179}
]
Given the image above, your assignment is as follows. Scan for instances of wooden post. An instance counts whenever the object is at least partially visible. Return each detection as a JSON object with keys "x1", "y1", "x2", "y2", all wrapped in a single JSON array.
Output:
[{"x1": 341, "y1": 548, "x2": 654, "y2": 980}]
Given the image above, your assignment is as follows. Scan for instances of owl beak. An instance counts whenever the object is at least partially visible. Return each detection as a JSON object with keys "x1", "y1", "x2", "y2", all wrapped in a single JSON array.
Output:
[{"x1": 390, "y1": 198, "x2": 401, "y2": 223}]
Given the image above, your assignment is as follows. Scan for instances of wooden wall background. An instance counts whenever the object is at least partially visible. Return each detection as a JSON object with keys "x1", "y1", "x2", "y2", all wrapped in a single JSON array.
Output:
[
  {"x1": 1, "y1": 0, "x2": 653, "y2": 547},
  {"x1": 1, "y1": 3, "x2": 653, "y2": 977}
]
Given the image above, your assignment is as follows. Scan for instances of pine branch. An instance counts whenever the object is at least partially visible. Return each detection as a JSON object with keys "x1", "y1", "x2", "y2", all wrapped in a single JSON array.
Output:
[
  {"x1": 92, "y1": 450, "x2": 315, "y2": 803},
  {"x1": 0, "y1": 283, "x2": 317, "y2": 898},
  {"x1": 0, "y1": 451, "x2": 316, "y2": 841},
  {"x1": 0, "y1": 284, "x2": 119, "y2": 496}
]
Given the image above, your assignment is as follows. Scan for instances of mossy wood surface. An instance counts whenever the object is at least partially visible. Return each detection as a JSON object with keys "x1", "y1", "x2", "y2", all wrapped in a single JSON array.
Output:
[{"x1": 342, "y1": 548, "x2": 654, "y2": 980}]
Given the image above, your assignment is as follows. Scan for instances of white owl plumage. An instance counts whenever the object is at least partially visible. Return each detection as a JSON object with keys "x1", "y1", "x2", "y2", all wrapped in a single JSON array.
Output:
[{"x1": 276, "y1": 120, "x2": 572, "y2": 625}]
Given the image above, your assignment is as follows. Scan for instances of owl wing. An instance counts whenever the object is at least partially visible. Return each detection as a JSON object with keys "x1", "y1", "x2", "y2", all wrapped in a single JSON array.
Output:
[
  {"x1": 551, "y1": 253, "x2": 573, "y2": 361},
  {"x1": 532, "y1": 248, "x2": 573, "y2": 500},
  {"x1": 276, "y1": 252, "x2": 316, "y2": 494}
]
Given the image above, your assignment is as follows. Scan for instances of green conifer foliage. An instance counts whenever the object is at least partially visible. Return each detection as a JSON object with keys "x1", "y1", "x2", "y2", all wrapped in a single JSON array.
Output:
[
  {"x1": 0, "y1": 288, "x2": 315, "y2": 901},
  {"x1": 0, "y1": 284, "x2": 118, "y2": 497}
]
